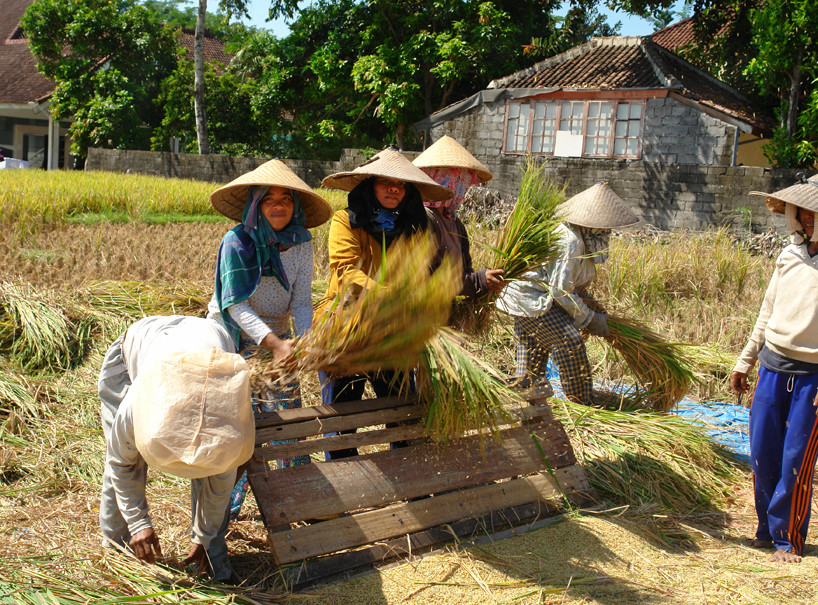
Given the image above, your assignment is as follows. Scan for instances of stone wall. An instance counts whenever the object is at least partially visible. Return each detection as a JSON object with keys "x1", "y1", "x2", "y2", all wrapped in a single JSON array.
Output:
[{"x1": 86, "y1": 146, "x2": 798, "y2": 232}]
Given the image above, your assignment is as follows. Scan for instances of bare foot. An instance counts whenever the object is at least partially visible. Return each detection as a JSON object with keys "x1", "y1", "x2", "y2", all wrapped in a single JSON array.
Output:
[
  {"x1": 746, "y1": 538, "x2": 773, "y2": 549},
  {"x1": 771, "y1": 549, "x2": 802, "y2": 563}
]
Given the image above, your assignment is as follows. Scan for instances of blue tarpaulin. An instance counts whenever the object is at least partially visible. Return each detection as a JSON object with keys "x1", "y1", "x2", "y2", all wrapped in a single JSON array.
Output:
[{"x1": 545, "y1": 361, "x2": 751, "y2": 464}]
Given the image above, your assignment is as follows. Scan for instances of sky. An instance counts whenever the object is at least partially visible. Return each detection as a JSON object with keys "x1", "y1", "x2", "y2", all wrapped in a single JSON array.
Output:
[{"x1": 237, "y1": 1, "x2": 689, "y2": 38}]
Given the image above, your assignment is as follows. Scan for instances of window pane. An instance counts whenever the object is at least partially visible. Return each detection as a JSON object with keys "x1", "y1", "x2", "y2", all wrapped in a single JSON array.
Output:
[
  {"x1": 600, "y1": 102, "x2": 612, "y2": 119},
  {"x1": 614, "y1": 139, "x2": 626, "y2": 155},
  {"x1": 626, "y1": 139, "x2": 638, "y2": 155},
  {"x1": 505, "y1": 123, "x2": 517, "y2": 150},
  {"x1": 534, "y1": 102, "x2": 546, "y2": 118},
  {"x1": 615, "y1": 121, "x2": 628, "y2": 136},
  {"x1": 630, "y1": 103, "x2": 642, "y2": 119},
  {"x1": 546, "y1": 103, "x2": 557, "y2": 118},
  {"x1": 585, "y1": 138, "x2": 595, "y2": 154},
  {"x1": 628, "y1": 120, "x2": 641, "y2": 137},
  {"x1": 597, "y1": 138, "x2": 609, "y2": 155},
  {"x1": 509, "y1": 103, "x2": 520, "y2": 119},
  {"x1": 588, "y1": 102, "x2": 599, "y2": 118},
  {"x1": 586, "y1": 118, "x2": 597, "y2": 135},
  {"x1": 616, "y1": 103, "x2": 629, "y2": 119},
  {"x1": 599, "y1": 121, "x2": 610, "y2": 136}
]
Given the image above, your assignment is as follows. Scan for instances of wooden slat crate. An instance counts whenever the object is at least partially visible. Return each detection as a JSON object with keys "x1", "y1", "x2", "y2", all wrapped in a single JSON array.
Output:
[{"x1": 243, "y1": 386, "x2": 598, "y2": 586}]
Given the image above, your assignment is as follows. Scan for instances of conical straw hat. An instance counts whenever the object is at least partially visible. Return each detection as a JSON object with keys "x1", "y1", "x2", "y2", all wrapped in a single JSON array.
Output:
[
  {"x1": 412, "y1": 135, "x2": 493, "y2": 183},
  {"x1": 749, "y1": 173, "x2": 818, "y2": 214},
  {"x1": 322, "y1": 148, "x2": 453, "y2": 202},
  {"x1": 558, "y1": 182, "x2": 639, "y2": 229},
  {"x1": 210, "y1": 159, "x2": 332, "y2": 228}
]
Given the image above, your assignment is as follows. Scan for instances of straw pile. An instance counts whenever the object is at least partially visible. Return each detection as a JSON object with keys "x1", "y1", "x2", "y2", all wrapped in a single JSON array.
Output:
[
  {"x1": 452, "y1": 159, "x2": 565, "y2": 332},
  {"x1": 554, "y1": 398, "x2": 741, "y2": 513},
  {"x1": 603, "y1": 316, "x2": 697, "y2": 412}
]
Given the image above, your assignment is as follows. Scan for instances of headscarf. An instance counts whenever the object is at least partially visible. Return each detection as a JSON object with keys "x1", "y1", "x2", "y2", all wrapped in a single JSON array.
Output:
[
  {"x1": 420, "y1": 167, "x2": 482, "y2": 219},
  {"x1": 214, "y1": 186, "x2": 312, "y2": 346},
  {"x1": 347, "y1": 177, "x2": 428, "y2": 248},
  {"x1": 577, "y1": 225, "x2": 611, "y2": 265}
]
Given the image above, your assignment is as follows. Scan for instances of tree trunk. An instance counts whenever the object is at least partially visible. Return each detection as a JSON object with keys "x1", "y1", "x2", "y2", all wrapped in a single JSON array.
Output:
[
  {"x1": 785, "y1": 48, "x2": 803, "y2": 142},
  {"x1": 395, "y1": 122, "x2": 405, "y2": 150},
  {"x1": 194, "y1": 0, "x2": 210, "y2": 155}
]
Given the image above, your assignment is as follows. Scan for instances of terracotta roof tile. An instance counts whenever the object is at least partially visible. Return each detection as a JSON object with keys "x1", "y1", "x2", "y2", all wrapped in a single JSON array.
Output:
[
  {"x1": 0, "y1": 0, "x2": 54, "y2": 103},
  {"x1": 178, "y1": 28, "x2": 233, "y2": 68},
  {"x1": 650, "y1": 17, "x2": 697, "y2": 52}
]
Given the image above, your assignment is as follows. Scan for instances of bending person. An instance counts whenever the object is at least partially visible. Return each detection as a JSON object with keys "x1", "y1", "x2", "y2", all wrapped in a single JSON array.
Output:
[
  {"x1": 496, "y1": 182, "x2": 638, "y2": 401},
  {"x1": 731, "y1": 174, "x2": 818, "y2": 564},
  {"x1": 207, "y1": 160, "x2": 331, "y2": 518},
  {"x1": 98, "y1": 315, "x2": 253, "y2": 581}
]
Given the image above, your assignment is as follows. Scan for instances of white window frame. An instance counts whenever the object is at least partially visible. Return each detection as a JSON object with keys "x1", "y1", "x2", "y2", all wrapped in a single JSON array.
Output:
[{"x1": 502, "y1": 98, "x2": 645, "y2": 159}]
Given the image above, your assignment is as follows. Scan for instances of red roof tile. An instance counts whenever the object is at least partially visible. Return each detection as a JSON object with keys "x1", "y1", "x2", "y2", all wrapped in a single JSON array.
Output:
[
  {"x1": 0, "y1": 0, "x2": 55, "y2": 104},
  {"x1": 650, "y1": 17, "x2": 697, "y2": 52},
  {"x1": 178, "y1": 28, "x2": 233, "y2": 69}
]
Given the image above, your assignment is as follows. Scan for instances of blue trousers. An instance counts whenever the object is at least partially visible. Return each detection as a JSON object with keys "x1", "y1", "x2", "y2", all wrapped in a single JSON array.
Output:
[{"x1": 750, "y1": 365, "x2": 818, "y2": 555}]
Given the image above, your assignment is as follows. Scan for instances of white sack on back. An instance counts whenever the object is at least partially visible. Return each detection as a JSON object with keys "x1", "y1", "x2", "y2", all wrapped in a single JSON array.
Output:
[{"x1": 132, "y1": 347, "x2": 254, "y2": 479}]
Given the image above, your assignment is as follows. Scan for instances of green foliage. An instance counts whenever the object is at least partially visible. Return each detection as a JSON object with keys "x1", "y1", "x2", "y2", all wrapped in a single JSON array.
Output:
[{"x1": 22, "y1": 0, "x2": 179, "y2": 159}]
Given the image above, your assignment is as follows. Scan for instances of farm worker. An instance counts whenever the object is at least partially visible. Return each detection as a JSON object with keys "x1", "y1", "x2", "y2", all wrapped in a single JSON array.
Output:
[
  {"x1": 318, "y1": 147, "x2": 453, "y2": 459},
  {"x1": 730, "y1": 173, "x2": 818, "y2": 564},
  {"x1": 98, "y1": 315, "x2": 254, "y2": 581},
  {"x1": 207, "y1": 159, "x2": 332, "y2": 519},
  {"x1": 412, "y1": 135, "x2": 506, "y2": 299},
  {"x1": 496, "y1": 182, "x2": 638, "y2": 401}
]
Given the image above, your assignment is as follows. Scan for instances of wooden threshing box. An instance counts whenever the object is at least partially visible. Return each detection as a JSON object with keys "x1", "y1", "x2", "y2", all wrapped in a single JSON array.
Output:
[{"x1": 244, "y1": 387, "x2": 597, "y2": 587}]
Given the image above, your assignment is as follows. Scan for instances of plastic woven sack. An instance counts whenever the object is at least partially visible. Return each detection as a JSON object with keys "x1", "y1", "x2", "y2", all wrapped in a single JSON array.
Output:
[{"x1": 132, "y1": 347, "x2": 254, "y2": 479}]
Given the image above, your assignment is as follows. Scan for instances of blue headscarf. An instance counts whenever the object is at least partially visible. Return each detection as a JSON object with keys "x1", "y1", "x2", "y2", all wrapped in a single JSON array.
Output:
[{"x1": 214, "y1": 186, "x2": 312, "y2": 346}]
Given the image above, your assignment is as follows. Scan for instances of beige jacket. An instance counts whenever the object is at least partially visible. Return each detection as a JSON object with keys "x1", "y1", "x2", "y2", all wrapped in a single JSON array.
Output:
[{"x1": 734, "y1": 244, "x2": 818, "y2": 374}]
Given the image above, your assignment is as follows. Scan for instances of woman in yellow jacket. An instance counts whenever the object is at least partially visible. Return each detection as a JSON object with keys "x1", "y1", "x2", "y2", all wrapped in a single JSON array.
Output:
[{"x1": 318, "y1": 147, "x2": 452, "y2": 459}]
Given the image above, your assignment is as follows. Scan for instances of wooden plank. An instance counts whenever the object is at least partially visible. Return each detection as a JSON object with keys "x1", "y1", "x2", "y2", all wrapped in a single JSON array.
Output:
[
  {"x1": 248, "y1": 419, "x2": 575, "y2": 525},
  {"x1": 257, "y1": 424, "x2": 427, "y2": 461},
  {"x1": 283, "y1": 485, "x2": 600, "y2": 588},
  {"x1": 257, "y1": 404, "x2": 554, "y2": 457},
  {"x1": 270, "y1": 466, "x2": 588, "y2": 563},
  {"x1": 255, "y1": 404, "x2": 425, "y2": 444},
  {"x1": 254, "y1": 396, "x2": 416, "y2": 428}
]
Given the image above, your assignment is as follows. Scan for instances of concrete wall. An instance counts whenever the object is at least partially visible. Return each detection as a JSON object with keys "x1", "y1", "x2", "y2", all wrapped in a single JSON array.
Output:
[{"x1": 86, "y1": 145, "x2": 797, "y2": 232}]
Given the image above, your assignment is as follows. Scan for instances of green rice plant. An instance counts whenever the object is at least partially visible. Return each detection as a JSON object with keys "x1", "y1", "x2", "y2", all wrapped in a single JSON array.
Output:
[
  {"x1": 554, "y1": 398, "x2": 742, "y2": 513},
  {"x1": 0, "y1": 170, "x2": 218, "y2": 225},
  {"x1": 418, "y1": 328, "x2": 518, "y2": 440},
  {"x1": 602, "y1": 316, "x2": 697, "y2": 412},
  {"x1": 248, "y1": 232, "x2": 459, "y2": 384},
  {"x1": 452, "y1": 159, "x2": 565, "y2": 332}
]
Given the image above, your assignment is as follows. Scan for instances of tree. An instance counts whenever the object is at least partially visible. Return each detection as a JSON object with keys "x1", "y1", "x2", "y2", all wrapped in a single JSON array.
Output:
[
  {"x1": 194, "y1": 0, "x2": 210, "y2": 154},
  {"x1": 229, "y1": 0, "x2": 619, "y2": 151},
  {"x1": 22, "y1": 0, "x2": 178, "y2": 160}
]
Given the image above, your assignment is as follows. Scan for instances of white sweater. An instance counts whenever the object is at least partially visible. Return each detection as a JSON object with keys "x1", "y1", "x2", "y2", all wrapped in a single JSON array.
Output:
[{"x1": 734, "y1": 243, "x2": 818, "y2": 374}]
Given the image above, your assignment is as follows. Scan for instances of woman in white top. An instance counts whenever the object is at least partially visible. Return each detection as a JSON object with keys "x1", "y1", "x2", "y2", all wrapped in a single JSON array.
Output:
[{"x1": 207, "y1": 159, "x2": 331, "y2": 518}]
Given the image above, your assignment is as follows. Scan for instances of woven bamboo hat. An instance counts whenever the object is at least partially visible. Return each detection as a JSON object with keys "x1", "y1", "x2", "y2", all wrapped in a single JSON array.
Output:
[
  {"x1": 322, "y1": 148, "x2": 453, "y2": 202},
  {"x1": 750, "y1": 173, "x2": 818, "y2": 214},
  {"x1": 210, "y1": 159, "x2": 332, "y2": 228},
  {"x1": 558, "y1": 182, "x2": 639, "y2": 229},
  {"x1": 412, "y1": 135, "x2": 493, "y2": 183}
]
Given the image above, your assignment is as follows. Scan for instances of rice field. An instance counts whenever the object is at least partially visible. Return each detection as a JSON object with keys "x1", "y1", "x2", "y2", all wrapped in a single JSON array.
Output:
[{"x1": 0, "y1": 168, "x2": 796, "y2": 603}]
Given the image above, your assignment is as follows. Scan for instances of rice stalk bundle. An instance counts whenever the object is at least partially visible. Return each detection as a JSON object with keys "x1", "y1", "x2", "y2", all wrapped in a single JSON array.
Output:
[
  {"x1": 0, "y1": 549, "x2": 282, "y2": 604},
  {"x1": 452, "y1": 159, "x2": 565, "y2": 333},
  {"x1": 554, "y1": 398, "x2": 742, "y2": 514},
  {"x1": 604, "y1": 316, "x2": 696, "y2": 412},
  {"x1": 85, "y1": 280, "x2": 209, "y2": 318},
  {"x1": 681, "y1": 342, "x2": 737, "y2": 380},
  {"x1": 418, "y1": 327, "x2": 518, "y2": 440},
  {"x1": 249, "y1": 232, "x2": 460, "y2": 385},
  {"x1": 0, "y1": 282, "x2": 75, "y2": 371},
  {"x1": 0, "y1": 364, "x2": 39, "y2": 434}
]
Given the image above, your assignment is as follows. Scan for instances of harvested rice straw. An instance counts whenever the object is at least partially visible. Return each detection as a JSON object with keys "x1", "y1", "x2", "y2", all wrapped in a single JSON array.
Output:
[
  {"x1": 681, "y1": 342, "x2": 737, "y2": 380},
  {"x1": 418, "y1": 327, "x2": 518, "y2": 440},
  {"x1": 554, "y1": 398, "x2": 742, "y2": 513},
  {"x1": 452, "y1": 159, "x2": 565, "y2": 333},
  {"x1": 604, "y1": 316, "x2": 696, "y2": 412},
  {"x1": 248, "y1": 232, "x2": 459, "y2": 386},
  {"x1": 0, "y1": 364, "x2": 39, "y2": 433},
  {"x1": 85, "y1": 279, "x2": 209, "y2": 318}
]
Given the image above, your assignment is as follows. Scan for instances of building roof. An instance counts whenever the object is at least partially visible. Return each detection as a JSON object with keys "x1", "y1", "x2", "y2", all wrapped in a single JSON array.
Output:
[
  {"x1": 650, "y1": 17, "x2": 697, "y2": 53},
  {"x1": 419, "y1": 36, "x2": 770, "y2": 135},
  {"x1": 0, "y1": 0, "x2": 54, "y2": 104},
  {"x1": 0, "y1": 1, "x2": 232, "y2": 106}
]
